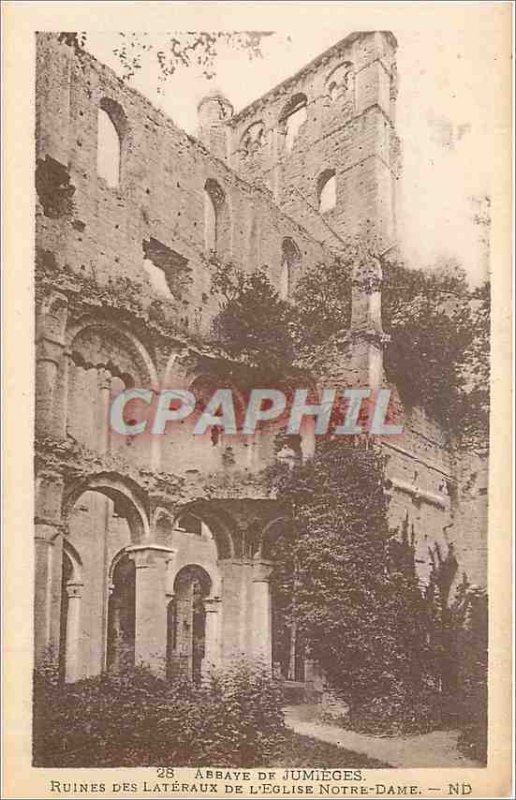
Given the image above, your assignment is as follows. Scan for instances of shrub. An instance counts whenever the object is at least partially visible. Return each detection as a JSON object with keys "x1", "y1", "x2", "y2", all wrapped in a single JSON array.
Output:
[
  {"x1": 452, "y1": 587, "x2": 488, "y2": 764},
  {"x1": 210, "y1": 262, "x2": 295, "y2": 380},
  {"x1": 33, "y1": 661, "x2": 285, "y2": 767},
  {"x1": 266, "y1": 440, "x2": 441, "y2": 733}
]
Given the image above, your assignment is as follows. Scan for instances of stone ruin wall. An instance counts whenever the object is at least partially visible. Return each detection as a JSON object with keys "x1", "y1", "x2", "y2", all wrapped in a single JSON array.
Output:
[{"x1": 34, "y1": 30, "x2": 487, "y2": 680}]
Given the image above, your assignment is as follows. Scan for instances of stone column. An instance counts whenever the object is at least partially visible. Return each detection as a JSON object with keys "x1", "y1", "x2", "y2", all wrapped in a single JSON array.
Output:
[
  {"x1": 97, "y1": 368, "x2": 111, "y2": 454},
  {"x1": 57, "y1": 349, "x2": 74, "y2": 441},
  {"x1": 35, "y1": 337, "x2": 65, "y2": 437},
  {"x1": 64, "y1": 581, "x2": 83, "y2": 682},
  {"x1": 251, "y1": 561, "x2": 273, "y2": 669},
  {"x1": 35, "y1": 293, "x2": 68, "y2": 438},
  {"x1": 239, "y1": 559, "x2": 253, "y2": 656},
  {"x1": 34, "y1": 470, "x2": 65, "y2": 664},
  {"x1": 131, "y1": 545, "x2": 174, "y2": 674},
  {"x1": 150, "y1": 390, "x2": 161, "y2": 470},
  {"x1": 34, "y1": 524, "x2": 60, "y2": 662},
  {"x1": 203, "y1": 596, "x2": 222, "y2": 674},
  {"x1": 345, "y1": 252, "x2": 390, "y2": 391}
]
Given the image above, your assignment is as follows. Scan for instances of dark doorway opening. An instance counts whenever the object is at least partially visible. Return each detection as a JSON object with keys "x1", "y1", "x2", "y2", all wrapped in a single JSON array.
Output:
[
  {"x1": 107, "y1": 554, "x2": 136, "y2": 672},
  {"x1": 167, "y1": 565, "x2": 211, "y2": 681}
]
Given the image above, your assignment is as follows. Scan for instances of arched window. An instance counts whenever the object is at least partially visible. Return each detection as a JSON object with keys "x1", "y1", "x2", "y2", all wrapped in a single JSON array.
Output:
[
  {"x1": 279, "y1": 93, "x2": 308, "y2": 152},
  {"x1": 325, "y1": 62, "x2": 354, "y2": 102},
  {"x1": 204, "y1": 178, "x2": 226, "y2": 254},
  {"x1": 317, "y1": 169, "x2": 336, "y2": 213},
  {"x1": 97, "y1": 98, "x2": 126, "y2": 188},
  {"x1": 280, "y1": 237, "x2": 301, "y2": 299},
  {"x1": 241, "y1": 121, "x2": 265, "y2": 155},
  {"x1": 168, "y1": 565, "x2": 212, "y2": 681},
  {"x1": 106, "y1": 552, "x2": 136, "y2": 672}
]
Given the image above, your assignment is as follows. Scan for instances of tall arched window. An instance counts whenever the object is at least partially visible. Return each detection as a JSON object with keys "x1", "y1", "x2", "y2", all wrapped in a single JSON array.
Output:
[
  {"x1": 279, "y1": 94, "x2": 308, "y2": 152},
  {"x1": 97, "y1": 98, "x2": 126, "y2": 188},
  {"x1": 280, "y1": 237, "x2": 301, "y2": 299},
  {"x1": 317, "y1": 169, "x2": 336, "y2": 213},
  {"x1": 204, "y1": 178, "x2": 226, "y2": 254}
]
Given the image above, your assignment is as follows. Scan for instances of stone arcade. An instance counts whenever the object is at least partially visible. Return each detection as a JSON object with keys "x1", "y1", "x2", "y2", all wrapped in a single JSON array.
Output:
[{"x1": 34, "y1": 31, "x2": 487, "y2": 686}]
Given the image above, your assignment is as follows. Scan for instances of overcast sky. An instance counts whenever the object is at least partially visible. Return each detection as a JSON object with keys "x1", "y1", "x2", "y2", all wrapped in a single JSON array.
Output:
[{"x1": 86, "y1": 6, "x2": 509, "y2": 285}]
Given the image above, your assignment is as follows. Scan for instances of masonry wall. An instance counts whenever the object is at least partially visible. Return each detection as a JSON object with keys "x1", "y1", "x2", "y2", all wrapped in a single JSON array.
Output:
[
  {"x1": 34, "y1": 31, "x2": 487, "y2": 685},
  {"x1": 36, "y1": 33, "x2": 331, "y2": 344},
  {"x1": 228, "y1": 31, "x2": 399, "y2": 252}
]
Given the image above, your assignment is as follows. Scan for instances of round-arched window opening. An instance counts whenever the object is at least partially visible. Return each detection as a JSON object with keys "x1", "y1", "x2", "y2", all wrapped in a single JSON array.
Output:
[
  {"x1": 106, "y1": 552, "x2": 136, "y2": 673},
  {"x1": 168, "y1": 565, "x2": 212, "y2": 682},
  {"x1": 279, "y1": 93, "x2": 308, "y2": 152},
  {"x1": 97, "y1": 98, "x2": 127, "y2": 188},
  {"x1": 280, "y1": 237, "x2": 301, "y2": 299},
  {"x1": 204, "y1": 178, "x2": 227, "y2": 254},
  {"x1": 317, "y1": 169, "x2": 336, "y2": 213},
  {"x1": 325, "y1": 62, "x2": 354, "y2": 102},
  {"x1": 241, "y1": 121, "x2": 265, "y2": 155}
]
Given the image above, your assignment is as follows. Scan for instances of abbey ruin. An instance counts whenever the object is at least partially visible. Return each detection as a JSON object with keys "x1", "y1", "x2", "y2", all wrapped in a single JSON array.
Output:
[{"x1": 34, "y1": 31, "x2": 487, "y2": 687}]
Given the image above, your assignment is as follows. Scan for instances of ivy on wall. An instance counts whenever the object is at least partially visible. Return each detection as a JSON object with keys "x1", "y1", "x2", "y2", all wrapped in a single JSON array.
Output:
[
  {"x1": 266, "y1": 440, "x2": 438, "y2": 731},
  {"x1": 210, "y1": 251, "x2": 490, "y2": 449},
  {"x1": 266, "y1": 441, "x2": 487, "y2": 745}
]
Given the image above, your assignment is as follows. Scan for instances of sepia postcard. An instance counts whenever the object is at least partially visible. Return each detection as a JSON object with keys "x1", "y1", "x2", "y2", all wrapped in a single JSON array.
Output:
[{"x1": 2, "y1": 2, "x2": 513, "y2": 798}]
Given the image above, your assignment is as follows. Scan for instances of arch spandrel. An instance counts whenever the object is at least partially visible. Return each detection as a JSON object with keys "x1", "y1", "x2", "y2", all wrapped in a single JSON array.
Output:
[{"x1": 172, "y1": 501, "x2": 237, "y2": 561}]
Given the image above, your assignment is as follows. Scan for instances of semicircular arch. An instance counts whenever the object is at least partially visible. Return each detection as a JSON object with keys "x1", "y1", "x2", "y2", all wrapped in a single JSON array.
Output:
[
  {"x1": 67, "y1": 317, "x2": 159, "y2": 390},
  {"x1": 63, "y1": 472, "x2": 150, "y2": 543}
]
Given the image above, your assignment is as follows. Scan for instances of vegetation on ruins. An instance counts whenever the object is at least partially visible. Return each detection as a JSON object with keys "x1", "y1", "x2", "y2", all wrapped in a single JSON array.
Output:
[
  {"x1": 210, "y1": 253, "x2": 490, "y2": 449},
  {"x1": 59, "y1": 31, "x2": 273, "y2": 92},
  {"x1": 110, "y1": 31, "x2": 273, "y2": 88},
  {"x1": 33, "y1": 659, "x2": 389, "y2": 767},
  {"x1": 210, "y1": 261, "x2": 296, "y2": 381},
  {"x1": 266, "y1": 441, "x2": 487, "y2": 754},
  {"x1": 266, "y1": 441, "x2": 436, "y2": 733},
  {"x1": 34, "y1": 661, "x2": 285, "y2": 767},
  {"x1": 39, "y1": 32, "x2": 489, "y2": 766},
  {"x1": 210, "y1": 254, "x2": 488, "y2": 752}
]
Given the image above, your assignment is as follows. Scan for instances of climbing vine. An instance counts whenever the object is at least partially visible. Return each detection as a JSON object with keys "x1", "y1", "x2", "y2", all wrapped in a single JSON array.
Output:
[
  {"x1": 266, "y1": 440, "x2": 440, "y2": 732},
  {"x1": 210, "y1": 251, "x2": 490, "y2": 448},
  {"x1": 210, "y1": 260, "x2": 296, "y2": 382},
  {"x1": 211, "y1": 251, "x2": 489, "y2": 737},
  {"x1": 266, "y1": 442, "x2": 487, "y2": 742}
]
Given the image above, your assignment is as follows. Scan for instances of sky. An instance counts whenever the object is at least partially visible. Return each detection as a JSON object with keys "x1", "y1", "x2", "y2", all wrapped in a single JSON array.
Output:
[{"x1": 85, "y1": 6, "x2": 509, "y2": 286}]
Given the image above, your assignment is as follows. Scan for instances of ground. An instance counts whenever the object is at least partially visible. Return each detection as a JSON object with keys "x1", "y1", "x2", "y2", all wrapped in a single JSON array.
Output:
[{"x1": 284, "y1": 706, "x2": 481, "y2": 769}]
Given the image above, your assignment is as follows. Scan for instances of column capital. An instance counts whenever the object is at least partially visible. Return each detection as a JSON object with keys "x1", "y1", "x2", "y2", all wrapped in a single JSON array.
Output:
[
  {"x1": 36, "y1": 336, "x2": 65, "y2": 365},
  {"x1": 35, "y1": 464, "x2": 65, "y2": 484},
  {"x1": 34, "y1": 521, "x2": 63, "y2": 544},
  {"x1": 127, "y1": 544, "x2": 176, "y2": 569},
  {"x1": 252, "y1": 560, "x2": 273, "y2": 583},
  {"x1": 65, "y1": 581, "x2": 84, "y2": 599},
  {"x1": 98, "y1": 368, "x2": 112, "y2": 391}
]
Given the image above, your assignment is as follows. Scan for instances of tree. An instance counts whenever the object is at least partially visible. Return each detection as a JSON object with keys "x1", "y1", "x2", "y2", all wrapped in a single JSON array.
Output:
[
  {"x1": 113, "y1": 32, "x2": 272, "y2": 88},
  {"x1": 292, "y1": 251, "x2": 490, "y2": 446},
  {"x1": 60, "y1": 31, "x2": 273, "y2": 94},
  {"x1": 210, "y1": 261, "x2": 296, "y2": 382},
  {"x1": 266, "y1": 440, "x2": 438, "y2": 731}
]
